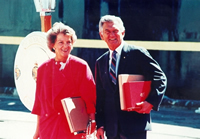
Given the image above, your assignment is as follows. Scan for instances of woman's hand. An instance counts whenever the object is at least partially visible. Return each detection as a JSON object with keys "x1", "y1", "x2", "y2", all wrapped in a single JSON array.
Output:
[
  {"x1": 86, "y1": 120, "x2": 96, "y2": 134},
  {"x1": 33, "y1": 115, "x2": 40, "y2": 139},
  {"x1": 96, "y1": 127, "x2": 105, "y2": 139},
  {"x1": 87, "y1": 113, "x2": 96, "y2": 134},
  {"x1": 33, "y1": 132, "x2": 39, "y2": 139}
]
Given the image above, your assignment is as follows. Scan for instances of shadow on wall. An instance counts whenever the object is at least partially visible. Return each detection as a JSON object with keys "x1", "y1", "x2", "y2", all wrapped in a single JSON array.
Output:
[{"x1": 0, "y1": 87, "x2": 18, "y2": 96}]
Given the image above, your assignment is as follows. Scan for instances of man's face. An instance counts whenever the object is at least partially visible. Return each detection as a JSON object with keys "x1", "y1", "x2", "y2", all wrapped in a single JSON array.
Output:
[{"x1": 100, "y1": 22, "x2": 125, "y2": 50}]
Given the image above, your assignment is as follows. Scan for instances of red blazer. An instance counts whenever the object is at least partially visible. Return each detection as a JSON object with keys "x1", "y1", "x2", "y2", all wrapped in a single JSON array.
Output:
[{"x1": 32, "y1": 55, "x2": 96, "y2": 139}]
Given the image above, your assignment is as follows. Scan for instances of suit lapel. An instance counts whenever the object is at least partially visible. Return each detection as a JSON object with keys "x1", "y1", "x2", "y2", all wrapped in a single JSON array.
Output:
[{"x1": 118, "y1": 43, "x2": 130, "y2": 76}]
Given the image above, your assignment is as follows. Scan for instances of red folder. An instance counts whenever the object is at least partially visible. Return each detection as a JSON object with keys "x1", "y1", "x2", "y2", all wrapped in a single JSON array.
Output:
[
  {"x1": 123, "y1": 81, "x2": 151, "y2": 110},
  {"x1": 118, "y1": 74, "x2": 151, "y2": 111},
  {"x1": 61, "y1": 97, "x2": 89, "y2": 135}
]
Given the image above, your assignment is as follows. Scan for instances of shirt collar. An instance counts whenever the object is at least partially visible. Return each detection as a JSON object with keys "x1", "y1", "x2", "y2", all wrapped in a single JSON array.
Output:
[{"x1": 55, "y1": 54, "x2": 71, "y2": 70}]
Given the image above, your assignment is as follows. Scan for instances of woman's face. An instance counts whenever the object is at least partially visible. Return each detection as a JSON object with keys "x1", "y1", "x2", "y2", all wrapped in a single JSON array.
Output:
[{"x1": 53, "y1": 33, "x2": 73, "y2": 62}]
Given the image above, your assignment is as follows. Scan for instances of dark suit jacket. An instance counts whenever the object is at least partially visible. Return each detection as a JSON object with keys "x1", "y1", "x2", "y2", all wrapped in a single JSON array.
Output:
[{"x1": 95, "y1": 42, "x2": 167, "y2": 137}]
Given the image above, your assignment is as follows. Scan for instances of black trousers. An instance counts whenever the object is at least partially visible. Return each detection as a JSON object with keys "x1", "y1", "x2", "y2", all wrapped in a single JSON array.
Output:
[{"x1": 107, "y1": 131, "x2": 147, "y2": 139}]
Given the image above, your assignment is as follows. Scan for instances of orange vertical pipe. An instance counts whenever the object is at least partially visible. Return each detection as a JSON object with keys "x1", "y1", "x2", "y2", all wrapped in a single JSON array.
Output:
[{"x1": 40, "y1": 12, "x2": 52, "y2": 32}]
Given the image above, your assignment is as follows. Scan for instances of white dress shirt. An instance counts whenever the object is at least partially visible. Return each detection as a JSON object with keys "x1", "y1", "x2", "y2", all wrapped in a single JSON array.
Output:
[{"x1": 109, "y1": 41, "x2": 124, "y2": 76}]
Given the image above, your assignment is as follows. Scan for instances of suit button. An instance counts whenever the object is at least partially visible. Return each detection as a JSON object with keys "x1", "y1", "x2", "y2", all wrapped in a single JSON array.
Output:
[
  {"x1": 45, "y1": 114, "x2": 48, "y2": 117},
  {"x1": 58, "y1": 112, "x2": 60, "y2": 115}
]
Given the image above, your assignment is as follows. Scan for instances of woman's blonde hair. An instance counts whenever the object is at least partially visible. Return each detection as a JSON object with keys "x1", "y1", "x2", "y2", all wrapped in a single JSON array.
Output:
[{"x1": 46, "y1": 22, "x2": 77, "y2": 52}]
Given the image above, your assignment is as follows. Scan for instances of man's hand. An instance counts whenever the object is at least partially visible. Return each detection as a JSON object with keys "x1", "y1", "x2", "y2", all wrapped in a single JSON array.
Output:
[
  {"x1": 135, "y1": 101, "x2": 153, "y2": 114},
  {"x1": 96, "y1": 127, "x2": 105, "y2": 139},
  {"x1": 127, "y1": 101, "x2": 153, "y2": 114}
]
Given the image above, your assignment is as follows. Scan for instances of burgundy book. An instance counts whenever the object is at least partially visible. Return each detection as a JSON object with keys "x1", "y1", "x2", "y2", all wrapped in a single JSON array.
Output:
[
  {"x1": 118, "y1": 74, "x2": 151, "y2": 111},
  {"x1": 61, "y1": 97, "x2": 89, "y2": 134}
]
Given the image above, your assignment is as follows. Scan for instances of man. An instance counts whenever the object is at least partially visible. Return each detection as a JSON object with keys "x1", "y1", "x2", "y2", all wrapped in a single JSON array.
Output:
[{"x1": 95, "y1": 15, "x2": 167, "y2": 139}]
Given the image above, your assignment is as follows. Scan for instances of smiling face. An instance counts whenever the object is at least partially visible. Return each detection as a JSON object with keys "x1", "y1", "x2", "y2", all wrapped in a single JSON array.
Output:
[
  {"x1": 100, "y1": 21, "x2": 125, "y2": 50},
  {"x1": 53, "y1": 33, "x2": 73, "y2": 62}
]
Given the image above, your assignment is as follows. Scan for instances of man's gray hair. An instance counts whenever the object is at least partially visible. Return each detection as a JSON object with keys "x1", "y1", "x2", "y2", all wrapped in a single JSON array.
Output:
[{"x1": 99, "y1": 15, "x2": 125, "y2": 33}]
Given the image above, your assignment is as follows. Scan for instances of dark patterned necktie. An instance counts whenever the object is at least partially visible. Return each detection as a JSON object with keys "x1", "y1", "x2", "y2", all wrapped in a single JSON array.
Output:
[{"x1": 110, "y1": 50, "x2": 117, "y2": 85}]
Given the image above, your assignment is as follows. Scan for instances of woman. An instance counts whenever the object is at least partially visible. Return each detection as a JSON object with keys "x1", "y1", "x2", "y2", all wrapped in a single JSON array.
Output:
[{"x1": 32, "y1": 22, "x2": 96, "y2": 139}]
